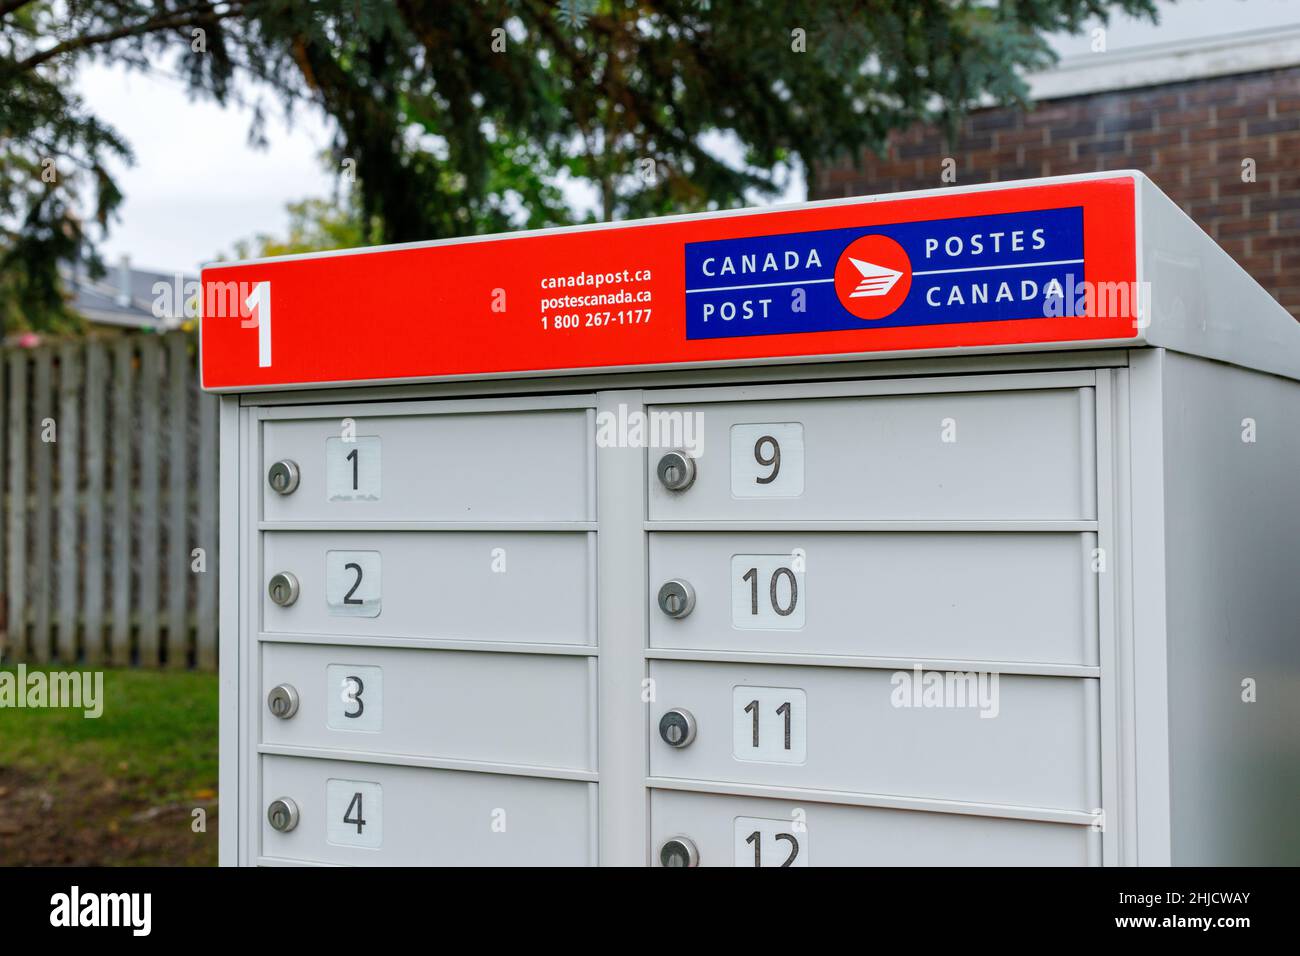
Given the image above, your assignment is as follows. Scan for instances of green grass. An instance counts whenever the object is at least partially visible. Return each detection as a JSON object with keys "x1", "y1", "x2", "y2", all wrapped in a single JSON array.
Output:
[{"x1": 0, "y1": 665, "x2": 218, "y2": 804}]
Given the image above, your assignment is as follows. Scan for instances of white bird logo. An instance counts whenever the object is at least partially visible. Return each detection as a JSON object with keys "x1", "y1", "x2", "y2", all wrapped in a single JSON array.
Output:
[{"x1": 847, "y1": 257, "x2": 903, "y2": 298}]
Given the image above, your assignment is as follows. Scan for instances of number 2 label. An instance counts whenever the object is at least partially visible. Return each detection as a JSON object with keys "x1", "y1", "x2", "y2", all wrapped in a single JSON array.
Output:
[{"x1": 325, "y1": 550, "x2": 381, "y2": 618}]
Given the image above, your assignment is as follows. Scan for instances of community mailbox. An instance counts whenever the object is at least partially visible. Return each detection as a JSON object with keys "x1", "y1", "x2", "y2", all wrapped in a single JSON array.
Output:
[{"x1": 202, "y1": 171, "x2": 1299, "y2": 867}]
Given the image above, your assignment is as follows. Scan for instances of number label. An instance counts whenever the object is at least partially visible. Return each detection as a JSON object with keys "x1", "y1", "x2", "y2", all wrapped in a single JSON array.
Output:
[
  {"x1": 732, "y1": 686, "x2": 806, "y2": 763},
  {"x1": 734, "y1": 817, "x2": 807, "y2": 867},
  {"x1": 326, "y1": 436, "x2": 381, "y2": 501},
  {"x1": 326, "y1": 779, "x2": 383, "y2": 848},
  {"x1": 730, "y1": 423, "x2": 804, "y2": 498},
  {"x1": 325, "y1": 550, "x2": 381, "y2": 617},
  {"x1": 326, "y1": 664, "x2": 383, "y2": 731},
  {"x1": 731, "y1": 554, "x2": 805, "y2": 629}
]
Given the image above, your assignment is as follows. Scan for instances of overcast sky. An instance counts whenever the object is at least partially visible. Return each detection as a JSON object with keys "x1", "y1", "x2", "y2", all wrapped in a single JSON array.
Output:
[{"x1": 75, "y1": 0, "x2": 1279, "y2": 275}]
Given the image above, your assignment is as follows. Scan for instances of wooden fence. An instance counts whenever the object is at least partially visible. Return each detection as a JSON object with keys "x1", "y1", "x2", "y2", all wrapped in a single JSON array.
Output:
[{"x1": 0, "y1": 332, "x2": 219, "y2": 669}]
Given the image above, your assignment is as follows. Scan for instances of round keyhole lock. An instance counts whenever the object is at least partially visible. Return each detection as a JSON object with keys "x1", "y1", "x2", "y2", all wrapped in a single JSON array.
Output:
[
  {"x1": 658, "y1": 709, "x2": 697, "y2": 749},
  {"x1": 659, "y1": 836, "x2": 700, "y2": 868},
  {"x1": 267, "y1": 797, "x2": 300, "y2": 833},
  {"x1": 656, "y1": 451, "x2": 697, "y2": 492},
  {"x1": 267, "y1": 683, "x2": 300, "y2": 720},
  {"x1": 267, "y1": 572, "x2": 300, "y2": 607},
  {"x1": 657, "y1": 579, "x2": 696, "y2": 619},
  {"x1": 267, "y1": 459, "x2": 301, "y2": 495}
]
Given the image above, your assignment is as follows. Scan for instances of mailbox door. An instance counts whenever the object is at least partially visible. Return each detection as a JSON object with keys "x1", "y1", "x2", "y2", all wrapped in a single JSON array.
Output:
[
  {"x1": 648, "y1": 531, "x2": 1098, "y2": 665},
  {"x1": 649, "y1": 790, "x2": 1098, "y2": 867},
  {"x1": 262, "y1": 644, "x2": 593, "y2": 770},
  {"x1": 261, "y1": 756, "x2": 594, "y2": 866}
]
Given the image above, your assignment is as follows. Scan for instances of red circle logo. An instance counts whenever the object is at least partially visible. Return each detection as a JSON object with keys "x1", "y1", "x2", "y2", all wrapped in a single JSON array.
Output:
[{"x1": 834, "y1": 235, "x2": 912, "y2": 321}]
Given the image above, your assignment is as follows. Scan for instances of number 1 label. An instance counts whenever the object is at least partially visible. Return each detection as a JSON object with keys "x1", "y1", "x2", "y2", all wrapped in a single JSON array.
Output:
[{"x1": 326, "y1": 436, "x2": 381, "y2": 501}]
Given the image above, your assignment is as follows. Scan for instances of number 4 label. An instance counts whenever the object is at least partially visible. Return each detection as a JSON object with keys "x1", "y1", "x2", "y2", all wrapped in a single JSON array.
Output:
[{"x1": 326, "y1": 779, "x2": 382, "y2": 848}]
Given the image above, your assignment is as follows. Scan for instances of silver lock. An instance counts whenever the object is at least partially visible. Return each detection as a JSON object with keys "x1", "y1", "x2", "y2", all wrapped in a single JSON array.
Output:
[
  {"x1": 267, "y1": 459, "x2": 301, "y2": 495},
  {"x1": 657, "y1": 579, "x2": 696, "y2": 618},
  {"x1": 267, "y1": 797, "x2": 300, "y2": 832},
  {"x1": 656, "y1": 450, "x2": 697, "y2": 492},
  {"x1": 659, "y1": 836, "x2": 700, "y2": 867},
  {"x1": 268, "y1": 572, "x2": 300, "y2": 607},
  {"x1": 658, "y1": 709, "x2": 697, "y2": 748},
  {"x1": 267, "y1": 683, "x2": 300, "y2": 720}
]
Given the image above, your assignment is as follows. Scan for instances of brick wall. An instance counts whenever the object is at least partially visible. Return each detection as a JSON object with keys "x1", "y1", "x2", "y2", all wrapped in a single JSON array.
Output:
[{"x1": 811, "y1": 66, "x2": 1300, "y2": 320}]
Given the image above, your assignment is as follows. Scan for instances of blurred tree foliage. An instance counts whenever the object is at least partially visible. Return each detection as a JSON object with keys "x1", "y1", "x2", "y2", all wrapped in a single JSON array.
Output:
[{"x1": 1, "y1": 0, "x2": 1156, "y2": 329}]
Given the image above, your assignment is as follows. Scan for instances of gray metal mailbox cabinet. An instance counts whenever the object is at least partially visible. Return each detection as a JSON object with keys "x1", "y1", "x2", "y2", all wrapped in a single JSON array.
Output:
[{"x1": 202, "y1": 171, "x2": 1299, "y2": 866}]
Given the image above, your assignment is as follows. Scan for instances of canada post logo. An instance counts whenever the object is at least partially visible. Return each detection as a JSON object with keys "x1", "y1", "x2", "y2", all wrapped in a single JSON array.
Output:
[
  {"x1": 684, "y1": 206, "x2": 1084, "y2": 339},
  {"x1": 833, "y1": 234, "x2": 911, "y2": 320}
]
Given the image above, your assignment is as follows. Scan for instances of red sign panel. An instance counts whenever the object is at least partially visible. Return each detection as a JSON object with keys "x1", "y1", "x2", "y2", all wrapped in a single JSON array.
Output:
[{"x1": 200, "y1": 176, "x2": 1137, "y2": 390}]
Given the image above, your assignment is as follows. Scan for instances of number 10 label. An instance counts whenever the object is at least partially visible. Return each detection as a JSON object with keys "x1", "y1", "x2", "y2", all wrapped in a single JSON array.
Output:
[{"x1": 732, "y1": 554, "x2": 804, "y2": 629}]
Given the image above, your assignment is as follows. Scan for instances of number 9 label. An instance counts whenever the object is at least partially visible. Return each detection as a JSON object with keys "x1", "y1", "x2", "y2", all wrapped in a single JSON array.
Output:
[{"x1": 730, "y1": 423, "x2": 804, "y2": 498}]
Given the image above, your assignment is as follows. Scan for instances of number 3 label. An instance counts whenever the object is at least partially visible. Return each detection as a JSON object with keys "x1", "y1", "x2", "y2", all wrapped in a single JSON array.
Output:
[
  {"x1": 326, "y1": 664, "x2": 382, "y2": 732},
  {"x1": 730, "y1": 423, "x2": 804, "y2": 497}
]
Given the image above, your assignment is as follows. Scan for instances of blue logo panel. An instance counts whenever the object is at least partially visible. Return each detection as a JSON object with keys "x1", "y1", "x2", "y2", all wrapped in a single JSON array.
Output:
[{"x1": 684, "y1": 206, "x2": 1084, "y2": 339}]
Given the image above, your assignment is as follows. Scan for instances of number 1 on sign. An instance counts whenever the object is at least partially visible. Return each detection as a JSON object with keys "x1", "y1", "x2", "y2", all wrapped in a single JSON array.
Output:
[{"x1": 244, "y1": 281, "x2": 272, "y2": 368}]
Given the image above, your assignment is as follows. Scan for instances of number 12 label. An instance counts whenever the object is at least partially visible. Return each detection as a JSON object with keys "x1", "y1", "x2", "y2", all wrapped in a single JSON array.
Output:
[
  {"x1": 734, "y1": 817, "x2": 807, "y2": 867},
  {"x1": 326, "y1": 779, "x2": 383, "y2": 848},
  {"x1": 326, "y1": 436, "x2": 381, "y2": 501}
]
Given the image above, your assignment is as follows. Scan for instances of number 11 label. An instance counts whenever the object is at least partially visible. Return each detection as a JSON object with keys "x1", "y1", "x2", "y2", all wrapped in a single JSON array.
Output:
[{"x1": 732, "y1": 686, "x2": 807, "y2": 764}]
